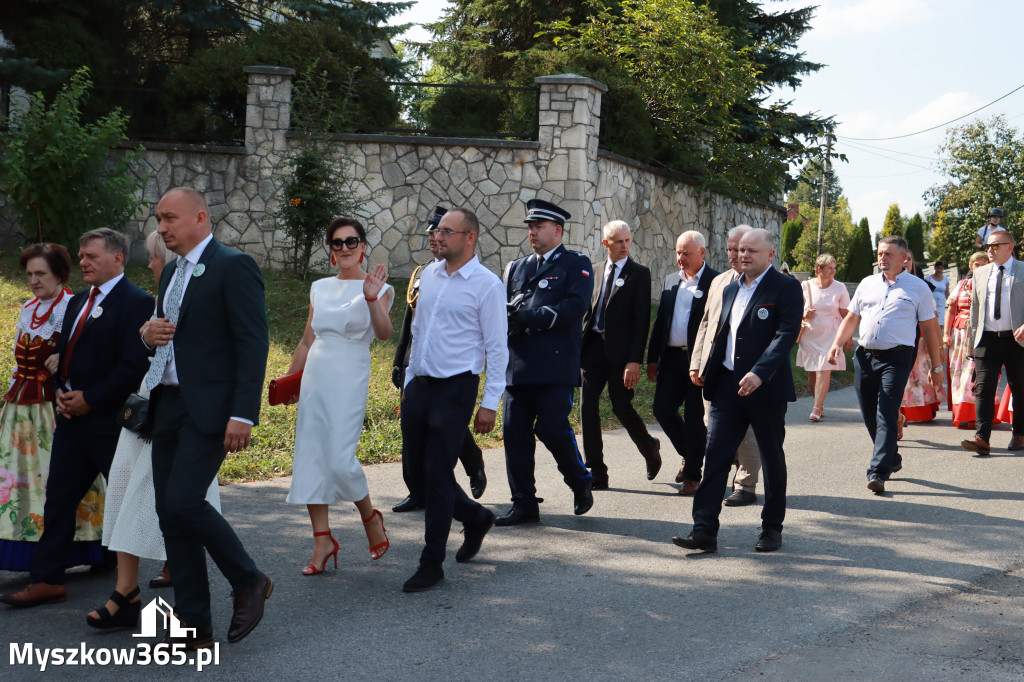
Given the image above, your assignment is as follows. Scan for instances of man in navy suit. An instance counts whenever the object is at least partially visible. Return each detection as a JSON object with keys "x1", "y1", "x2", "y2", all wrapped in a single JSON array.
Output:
[
  {"x1": 496, "y1": 199, "x2": 595, "y2": 526},
  {"x1": 143, "y1": 188, "x2": 271, "y2": 648},
  {"x1": 1, "y1": 229, "x2": 153, "y2": 608},
  {"x1": 580, "y1": 220, "x2": 658, "y2": 489},
  {"x1": 673, "y1": 228, "x2": 802, "y2": 553},
  {"x1": 646, "y1": 231, "x2": 718, "y2": 494}
]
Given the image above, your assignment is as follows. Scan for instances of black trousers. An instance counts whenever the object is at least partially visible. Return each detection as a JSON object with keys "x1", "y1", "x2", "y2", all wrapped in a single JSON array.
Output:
[
  {"x1": 401, "y1": 427, "x2": 483, "y2": 500},
  {"x1": 400, "y1": 373, "x2": 488, "y2": 566},
  {"x1": 580, "y1": 335, "x2": 655, "y2": 477},
  {"x1": 503, "y1": 384, "x2": 591, "y2": 512},
  {"x1": 692, "y1": 371, "x2": 788, "y2": 536},
  {"x1": 151, "y1": 388, "x2": 259, "y2": 629},
  {"x1": 30, "y1": 418, "x2": 117, "y2": 584},
  {"x1": 652, "y1": 347, "x2": 706, "y2": 481},
  {"x1": 974, "y1": 331, "x2": 1024, "y2": 441}
]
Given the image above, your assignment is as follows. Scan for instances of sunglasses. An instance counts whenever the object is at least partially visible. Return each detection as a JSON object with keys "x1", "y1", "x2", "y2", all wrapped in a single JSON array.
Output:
[
  {"x1": 984, "y1": 242, "x2": 1012, "y2": 251},
  {"x1": 326, "y1": 236, "x2": 363, "y2": 251}
]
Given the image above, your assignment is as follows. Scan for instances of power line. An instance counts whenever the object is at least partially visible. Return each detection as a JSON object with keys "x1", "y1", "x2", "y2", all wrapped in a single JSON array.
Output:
[
  {"x1": 838, "y1": 82, "x2": 1024, "y2": 141},
  {"x1": 840, "y1": 139, "x2": 936, "y2": 171},
  {"x1": 839, "y1": 139, "x2": 939, "y2": 162}
]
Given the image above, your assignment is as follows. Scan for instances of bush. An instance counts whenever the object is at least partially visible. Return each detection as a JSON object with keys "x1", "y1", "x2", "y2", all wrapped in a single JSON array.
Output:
[
  {"x1": 781, "y1": 219, "x2": 804, "y2": 266},
  {"x1": 0, "y1": 67, "x2": 144, "y2": 250}
]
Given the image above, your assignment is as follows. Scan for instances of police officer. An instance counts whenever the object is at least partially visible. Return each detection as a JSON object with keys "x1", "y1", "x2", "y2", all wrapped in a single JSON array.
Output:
[
  {"x1": 975, "y1": 207, "x2": 1007, "y2": 249},
  {"x1": 392, "y1": 207, "x2": 486, "y2": 513},
  {"x1": 496, "y1": 199, "x2": 595, "y2": 526}
]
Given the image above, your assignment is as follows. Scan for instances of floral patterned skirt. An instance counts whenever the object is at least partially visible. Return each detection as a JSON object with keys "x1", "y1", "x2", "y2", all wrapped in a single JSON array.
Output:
[
  {"x1": 0, "y1": 398, "x2": 108, "y2": 571},
  {"x1": 901, "y1": 336, "x2": 948, "y2": 423}
]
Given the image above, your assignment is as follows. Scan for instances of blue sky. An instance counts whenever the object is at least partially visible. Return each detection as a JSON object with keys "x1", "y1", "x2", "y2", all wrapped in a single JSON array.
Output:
[{"x1": 391, "y1": 0, "x2": 1024, "y2": 234}]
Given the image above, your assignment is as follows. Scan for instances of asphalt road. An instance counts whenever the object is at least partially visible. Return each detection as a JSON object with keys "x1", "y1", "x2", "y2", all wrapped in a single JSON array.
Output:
[{"x1": 3, "y1": 386, "x2": 1023, "y2": 680}]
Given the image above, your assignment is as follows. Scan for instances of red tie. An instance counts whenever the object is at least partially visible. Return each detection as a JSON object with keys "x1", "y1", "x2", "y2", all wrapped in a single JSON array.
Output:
[{"x1": 60, "y1": 287, "x2": 99, "y2": 382}]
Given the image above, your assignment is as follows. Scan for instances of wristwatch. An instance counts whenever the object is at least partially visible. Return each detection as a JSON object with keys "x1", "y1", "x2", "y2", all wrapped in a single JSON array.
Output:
[{"x1": 930, "y1": 366, "x2": 943, "y2": 373}]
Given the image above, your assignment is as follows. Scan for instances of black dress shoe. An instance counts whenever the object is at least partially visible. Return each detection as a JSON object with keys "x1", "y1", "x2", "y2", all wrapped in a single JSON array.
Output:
[
  {"x1": 494, "y1": 506, "x2": 540, "y2": 526},
  {"x1": 227, "y1": 572, "x2": 273, "y2": 643},
  {"x1": 671, "y1": 529, "x2": 717, "y2": 553},
  {"x1": 469, "y1": 469, "x2": 487, "y2": 499},
  {"x1": 392, "y1": 495, "x2": 426, "y2": 513},
  {"x1": 644, "y1": 439, "x2": 662, "y2": 480},
  {"x1": 403, "y1": 563, "x2": 444, "y2": 592},
  {"x1": 590, "y1": 474, "x2": 609, "y2": 490},
  {"x1": 723, "y1": 489, "x2": 756, "y2": 507},
  {"x1": 867, "y1": 475, "x2": 885, "y2": 494},
  {"x1": 755, "y1": 527, "x2": 782, "y2": 552},
  {"x1": 573, "y1": 481, "x2": 594, "y2": 515},
  {"x1": 163, "y1": 622, "x2": 215, "y2": 650},
  {"x1": 456, "y1": 510, "x2": 496, "y2": 563}
]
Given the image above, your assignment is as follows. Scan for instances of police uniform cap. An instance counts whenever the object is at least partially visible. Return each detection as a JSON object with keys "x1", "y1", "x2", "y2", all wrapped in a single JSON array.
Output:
[
  {"x1": 524, "y1": 199, "x2": 571, "y2": 227},
  {"x1": 426, "y1": 206, "x2": 447, "y2": 232}
]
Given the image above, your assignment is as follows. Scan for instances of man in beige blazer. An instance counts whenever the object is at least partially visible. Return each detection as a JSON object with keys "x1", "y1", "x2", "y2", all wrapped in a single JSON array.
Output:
[
  {"x1": 688, "y1": 224, "x2": 761, "y2": 506},
  {"x1": 963, "y1": 230, "x2": 1024, "y2": 455}
]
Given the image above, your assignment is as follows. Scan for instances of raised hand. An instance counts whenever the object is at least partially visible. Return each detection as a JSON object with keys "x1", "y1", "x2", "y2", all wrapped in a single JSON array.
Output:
[{"x1": 364, "y1": 263, "x2": 389, "y2": 300}]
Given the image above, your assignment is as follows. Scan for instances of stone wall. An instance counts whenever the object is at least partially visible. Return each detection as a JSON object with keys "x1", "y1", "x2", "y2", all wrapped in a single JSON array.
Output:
[{"x1": 0, "y1": 67, "x2": 785, "y2": 295}]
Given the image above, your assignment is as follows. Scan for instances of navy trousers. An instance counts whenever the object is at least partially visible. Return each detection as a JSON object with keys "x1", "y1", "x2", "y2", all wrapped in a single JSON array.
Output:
[
  {"x1": 652, "y1": 347, "x2": 707, "y2": 480},
  {"x1": 401, "y1": 373, "x2": 488, "y2": 566},
  {"x1": 854, "y1": 346, "x2": 914, "y2": 480},
  {"x1": 692, "y1": 371, "x2": 788, "y2": 536},
  {"x1": 503, "y1": 384, "x2": 591, "y2": 512},
  {"x1": 402, "y1": 427, "x2": 483, "y2": 500}
]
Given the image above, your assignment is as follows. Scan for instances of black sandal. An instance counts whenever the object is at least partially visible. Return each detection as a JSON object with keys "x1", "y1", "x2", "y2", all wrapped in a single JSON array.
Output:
[{"x1": 86, "y1": 586, "x2": 141, "y2": 630}]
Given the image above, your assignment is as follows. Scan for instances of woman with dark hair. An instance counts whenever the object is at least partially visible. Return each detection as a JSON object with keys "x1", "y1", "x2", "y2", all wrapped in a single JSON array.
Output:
[
  {"x1": 0, "y1": 244, "x2": 108, "y2": 570},
  {"x1": 285, "y1": 218, "x2": 394, "y2": 575}
]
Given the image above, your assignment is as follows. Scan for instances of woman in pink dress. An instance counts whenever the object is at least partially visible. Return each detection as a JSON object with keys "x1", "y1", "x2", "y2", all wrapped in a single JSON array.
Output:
[
  {"x1": 945, "y1": 252, "x2": 989, "y2": 428},
  {"x1": 796, "y1": 254, "x2": 851, "y2": 421}
]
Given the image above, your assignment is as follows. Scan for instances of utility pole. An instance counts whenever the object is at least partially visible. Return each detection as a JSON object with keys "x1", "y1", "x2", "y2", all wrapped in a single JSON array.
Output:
[{"x1": 817, "y1": 127, "x2": 833, "y2": 257}]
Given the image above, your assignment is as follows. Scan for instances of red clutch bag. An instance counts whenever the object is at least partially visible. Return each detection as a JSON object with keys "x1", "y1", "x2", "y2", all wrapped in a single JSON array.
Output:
[{"x1": 268, "y1": 371, "x2": 303, "y2": 406}]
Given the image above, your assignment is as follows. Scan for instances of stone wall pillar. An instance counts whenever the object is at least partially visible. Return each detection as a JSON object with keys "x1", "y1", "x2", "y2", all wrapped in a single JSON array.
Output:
[{"x1": 534, "y1": 74, "x2": 608, "y2": 255}]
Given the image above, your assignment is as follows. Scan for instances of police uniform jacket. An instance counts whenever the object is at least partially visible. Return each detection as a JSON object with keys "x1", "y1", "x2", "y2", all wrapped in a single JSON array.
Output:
[{"x1": 504, "y1": 243, "x2": 594, "y2": 386}]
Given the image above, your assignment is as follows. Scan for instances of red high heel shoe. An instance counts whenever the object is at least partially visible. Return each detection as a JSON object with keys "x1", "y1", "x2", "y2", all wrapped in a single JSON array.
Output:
[
  {"x1": 362, "y1": 509, "x2": 389, "y2": 560},
  {"x1": 301, "y1": 531, "x2": 339, "y2": 576}
]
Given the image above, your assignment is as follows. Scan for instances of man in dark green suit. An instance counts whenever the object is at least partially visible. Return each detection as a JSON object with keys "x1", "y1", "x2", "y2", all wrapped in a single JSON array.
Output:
[{"x1": 143, "y1": 187, "x2": 271, "y2": 649}]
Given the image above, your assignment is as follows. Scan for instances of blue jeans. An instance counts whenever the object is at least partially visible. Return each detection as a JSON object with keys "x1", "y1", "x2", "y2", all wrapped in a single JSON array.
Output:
[{"x1": 854, "y1": 346, "x2": 914, "y2": 480}]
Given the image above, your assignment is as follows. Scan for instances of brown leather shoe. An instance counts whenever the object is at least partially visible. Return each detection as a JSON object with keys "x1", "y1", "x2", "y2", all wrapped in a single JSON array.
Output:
[
  {"x1": 674, "y1": 465, "x2": 686, "y2": 484},
  {"x1": 678, "y1": 479, "x2": 700, "y2": 496},
  {"x1": 163, "y1": 621, "x2": 215, "y2": 650},
  {"x1": 227, "y1": 572, "x2": 273, "y2": 643},
  {"x1": 149, "y1": 563, "x2": 172, "y2": 589},
  {"x1": 0, "y1": 582, "x2": 67, "y2": 608},
  {"x1": 961, "y1": 436, "x2": 991, "y2": 456},
  {"x1": 1009, "y1": 435, "x2": 1024, "y2": 451}
]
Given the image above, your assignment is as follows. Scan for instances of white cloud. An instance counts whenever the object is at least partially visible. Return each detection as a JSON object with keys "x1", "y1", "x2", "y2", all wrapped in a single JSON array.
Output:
[
  {"x1": 837, "y1": 91, "x2": 985, "y2": 141},
  {"x1": 810, "y1": 0, "x2": 934, "y2": 38}
]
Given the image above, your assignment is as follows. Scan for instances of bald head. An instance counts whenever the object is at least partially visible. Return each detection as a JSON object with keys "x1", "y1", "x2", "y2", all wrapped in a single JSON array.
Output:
[
  {"x1": 738, "y1": 228, "x2": 775, "y2": 281},
  {"x1": 155, "y1": 187, "x2": 212, "y2": 256}
]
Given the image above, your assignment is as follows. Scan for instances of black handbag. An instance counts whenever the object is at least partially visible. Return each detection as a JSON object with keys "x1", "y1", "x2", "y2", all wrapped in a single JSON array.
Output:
[{"x1": 117, "y1": 393, "x2": 153, "y2": 440}]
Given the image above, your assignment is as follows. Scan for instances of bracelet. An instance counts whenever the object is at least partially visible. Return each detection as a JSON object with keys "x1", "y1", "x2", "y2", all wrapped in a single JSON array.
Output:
[
  {"x1": 930, "y1": 366, "x2": 943, "y2": 373},
  {"x1": 365, "y1": 296, "x2": 378, "y2": 303}
]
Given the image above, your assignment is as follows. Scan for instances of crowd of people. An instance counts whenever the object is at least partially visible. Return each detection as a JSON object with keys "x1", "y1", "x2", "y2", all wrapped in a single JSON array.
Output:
[{"x1": 0, "y1": 186, "x2": 1017, "y2": 650}]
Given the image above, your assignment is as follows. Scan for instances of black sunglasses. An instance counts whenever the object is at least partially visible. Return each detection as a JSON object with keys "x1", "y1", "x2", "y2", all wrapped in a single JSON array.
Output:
[{"x1": 326, "y1": 236, "x2": 363, "y2": 251}]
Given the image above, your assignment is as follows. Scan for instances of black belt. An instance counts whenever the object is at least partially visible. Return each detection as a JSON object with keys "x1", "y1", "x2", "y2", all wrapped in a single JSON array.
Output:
[
  {"x1": 862, "y1": 345, "x2": 913, "y2": 356},
  {"x1": 665, "y1": 345, "x2": 688, "y2": 352},
  {"x1": 984, "y1": 330, "x2": 1015, "y2": 338},
  {"x1": 415, "y1": 370, "x2": 475, "y2": 385}
]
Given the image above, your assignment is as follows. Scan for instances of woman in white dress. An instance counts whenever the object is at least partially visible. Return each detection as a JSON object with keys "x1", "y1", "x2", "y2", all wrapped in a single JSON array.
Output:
[
  {"x1": 86, "y1": 231, "x2": 221, "y2": 629},
  {"x1": 926, "y1": 261, "x2": 949, "y2": 324},
  {"x1": 796, "y1": 254, "x2": 851, "y2": 421},
  {"x1": 286, "y1": 218, "x2": 394, "y2": 575}
]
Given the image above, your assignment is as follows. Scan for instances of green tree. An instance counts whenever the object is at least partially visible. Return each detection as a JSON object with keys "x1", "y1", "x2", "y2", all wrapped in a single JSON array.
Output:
[
  {"x1": 0, "y1": 68, "x2": 145, "y2": 249},
  {"x1": 928, "y1": 209, "x2": 958, "y2": 264},
  {"x1": 904, "y1": 212, "x2": 925, "y2": 262},
  {"x1": 925, "y1": 115, "x2": 1024, "y2": 267},
  {"x1": 781, "y1": 219, "x2": 804, "y2": 267},
  {"x1": 846, "y1": 217, "x2": 874, "y2": 281},
  {"x1": 791, "y1": 197, "x2": 856, "y2": 278},
  {"x1": 880, "y1": 203, "x2": 905, "y2": 238},
  {"x1": 786, "y1": 159, "x2": 844, "y2": 217}
]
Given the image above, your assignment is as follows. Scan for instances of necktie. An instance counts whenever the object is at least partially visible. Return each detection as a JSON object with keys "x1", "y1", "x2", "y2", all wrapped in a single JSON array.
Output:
[
  {"x1": 596, "y1": 263, "x2": 616, "y2": 331},
  {"x1": 995, "y1": 265, "x2": 1005, "y2": 320},
  {"x1": 144, "y1": 258, "x2": 189, "y2": 390},
  {"x1": 532, "y1": 253, "x2": 543, "y2": 278},
  {"x1": 60, "y1": 287, "x2": 99, "y2": 381}
]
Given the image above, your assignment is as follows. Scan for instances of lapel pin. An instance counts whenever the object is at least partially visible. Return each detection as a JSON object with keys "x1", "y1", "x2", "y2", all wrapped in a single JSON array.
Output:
[
  {"x1": 192, "y1": 263, "x2": 206, "y2": 278},
  {"x1": 538, "y1": 279, "x2": 549, "y2": 288},
  {"x1": 757, "y1": 307, "x2": 769, "y2": 320},
  {"x1": 91, "y1": 306, "x2": 103, "y2": 319},
  {"x1": 694, "y1": 289, "x2": 704, "y2": 299},
  {"x1": 614, "y1": 277, "x2": 625, "y2": 287}
]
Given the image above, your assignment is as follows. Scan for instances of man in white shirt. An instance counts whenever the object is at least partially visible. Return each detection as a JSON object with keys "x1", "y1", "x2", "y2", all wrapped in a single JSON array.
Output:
[
  {"x1": 401, "y1": 207, "x2": 508, "y2": 593},
  {"x1": 828, "y1": 235, "x2": 942, "y2": 493},
  {"x1": 962, "y1": 231, "x2": 1024, "y2": 455}
]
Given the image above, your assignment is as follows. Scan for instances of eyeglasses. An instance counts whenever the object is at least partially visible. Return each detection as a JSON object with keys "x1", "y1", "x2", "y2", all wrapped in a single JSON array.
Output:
[
  {"x1": 436, "y1": 229, "x2": 469, "y2": 239},
  {"x1": 984, "y1": 242, "x2": 1012, "y2": 251},
  {"x1": 326, "y1": 236, "x2": 363, "y2": 251}
]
